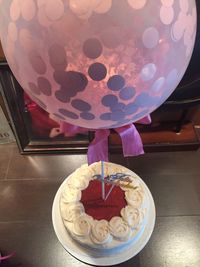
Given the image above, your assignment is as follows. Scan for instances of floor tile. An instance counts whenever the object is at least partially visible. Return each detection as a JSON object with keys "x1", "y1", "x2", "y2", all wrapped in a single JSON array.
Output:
[
  {"x1": 142, "y1": 174, "x2": 200, "y2": 216},
  {"x1": 127, "y1": 150, "x2": 200, "y2": 177},
  {"x1": 109, "y1": 153, "x2": 129, "y2": 167},
  {"x1": 0, "y1": 221, "x2": 141, "y2": 267},
  {"x1": 1, "y1": 217, "x2": 200, "y2": 267},
  {"x1": 111, "y1": 152, "x2": 200, "y2": 216},
  {"x1": 0, "y1": 143, "x2": 14, "y2": 179},
  {"x1": 7, "y1": 146, "x2": 87, "y2": 180},
  {"x1": 0, "y1": 221, "x2": 88, "y2": 267},
  {"x1": 140, "y1": 216, "x2": 200, "y2": 267},
  {"x1": 194, "y1": 175, "x2": 200, "y2": 202},
  {"x1": 0, "y1": 180, "x2": 61, "y2": 222}
]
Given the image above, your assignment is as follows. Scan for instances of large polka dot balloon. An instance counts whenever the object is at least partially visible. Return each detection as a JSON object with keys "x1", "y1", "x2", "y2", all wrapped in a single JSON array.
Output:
[{"x1": 0, "y1": 0, "x2": 197, "y2": 129}]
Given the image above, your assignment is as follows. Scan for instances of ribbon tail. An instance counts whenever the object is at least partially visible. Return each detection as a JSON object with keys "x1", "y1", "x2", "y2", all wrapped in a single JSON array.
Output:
[
  {"x1": 136, "y1": 114, "x2": 152, "y2": 125},
  {"x1": 0, "y1": 252, "x2": 15, "y2": 262},
  {"x1": 87, "y1": 129, "x2": 110, "y2": 165},
  {"x1": 115, "y1": 124, "x2": 144, "y2": 157}
]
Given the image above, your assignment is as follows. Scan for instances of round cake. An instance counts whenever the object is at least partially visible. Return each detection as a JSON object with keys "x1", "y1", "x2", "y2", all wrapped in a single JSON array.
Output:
[{"x1": 60, "y1": 162, "x2": 149, "y2": 254}]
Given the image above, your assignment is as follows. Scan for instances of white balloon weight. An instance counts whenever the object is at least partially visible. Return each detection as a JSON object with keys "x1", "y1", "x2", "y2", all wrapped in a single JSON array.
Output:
[{"x1": 0, "y1": 0, "x2": 197, "y2": 129}]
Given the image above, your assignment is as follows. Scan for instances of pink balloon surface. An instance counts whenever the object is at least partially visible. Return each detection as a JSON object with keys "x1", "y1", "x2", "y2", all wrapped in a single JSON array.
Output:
[{"x1": 0, "y1": 0, "x2": 197, "y2": 129}]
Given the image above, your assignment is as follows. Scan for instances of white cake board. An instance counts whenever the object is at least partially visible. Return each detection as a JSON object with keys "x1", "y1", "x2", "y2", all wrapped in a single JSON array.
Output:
[{"x1": 52, "y1": 177, "x2": 156, "y2": 266}]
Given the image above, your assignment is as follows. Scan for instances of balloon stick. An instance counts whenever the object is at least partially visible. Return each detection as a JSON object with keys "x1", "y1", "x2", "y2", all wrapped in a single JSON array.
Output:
[{"x1": 101, "y1": 161, "x2": 105, "y2": 200}]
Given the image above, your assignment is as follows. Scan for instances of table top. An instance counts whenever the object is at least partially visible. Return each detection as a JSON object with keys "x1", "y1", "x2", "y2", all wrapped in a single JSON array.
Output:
[{"x1": 0, "y1": 143, "x2": 200, "y2": 267}]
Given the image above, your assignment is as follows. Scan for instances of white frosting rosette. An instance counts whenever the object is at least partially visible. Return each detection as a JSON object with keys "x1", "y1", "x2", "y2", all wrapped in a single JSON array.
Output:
[
  {"x1": 67, "y1": 174, "x2": 90, "y2": 190},
  {"x1": 90, "y1": 162, "x2": 109, "y2": 177},
  {"x1": 67, "y1": 164, "x2": 95, "y2": 190},
  {"x1": 72, "y1": 214, "x2": 93, "y2": 237},
  {"x1": 109, "y1": 217, "x2": 131, "y2": 241},
  {"x1": 79, "y1": 164, "x2": 96, "y2": 177},
  {"x1": 60, "y1": 202, "x2": 84, "y2": 222},
  {"x1": 125, "y1": 189, "x2": 143, "y2": 208},
  {"x1": 121, "y1": 205, "x2": 143, "y2": 229},
  {"x1": 62, "y1": 185, "x2": 81, "y2": 203},
  {"x1": 91, "y1": 220, "x2": 112, "y2": 245}
]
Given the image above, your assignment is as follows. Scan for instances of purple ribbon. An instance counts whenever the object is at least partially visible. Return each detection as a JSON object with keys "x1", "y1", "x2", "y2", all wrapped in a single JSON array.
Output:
[
  {"x1": 115, "y1": 124, "x2": 144, "y2": 157},
  {"x1": 60, "y1": 115, "x2": 151, "y2": 164},
  {"x1": 136, "y1": 114, "x2": 152, "y2": 125},
  {"x1": 87, "y1": 129, "x2": 110, "y2": 164},
  {"x1": 0, "y1": 252, "x2": 15, "y2": 262}
]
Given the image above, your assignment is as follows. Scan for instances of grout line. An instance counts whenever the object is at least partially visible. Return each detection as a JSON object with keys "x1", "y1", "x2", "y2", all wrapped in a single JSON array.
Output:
[
  {"x1": 156, "y1": 214, "x2": 200, "y2": 218},
  {"x1": 0, "y1": 219, "x2": 52, "y2": 224},
  {"x1": 0, "y1": 177, "x2": 63, "y2": 182},
  {"x1": 1, "y1": 215, "x2": 199, "y2": 225},
  {"x1": 4, "y1": 146, "x2": 14, "y2": 180},
  {"x1": 0, "y1": 220, "x2": 32, "y2": 224},
  {"x1": 7, "y1": 178, "x2": 49, "y2": 181}
]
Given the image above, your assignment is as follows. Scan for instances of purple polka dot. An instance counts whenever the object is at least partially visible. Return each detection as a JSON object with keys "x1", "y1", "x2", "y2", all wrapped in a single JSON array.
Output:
[
  {"x1": 59, "y1": 108, "x2": 79, "y2": 119},
  {"x1": 124, "y1": 102, "x2": 138, "y2": 115},
  {"x1": 28, "y1": 82, "x2": 40, "y2": 95},
  {"x1": 55, "y1": 90, "x2": 70, "y2": 103},
  {"x1": 101, "y1": 95, "x2": 118, "y2": 107},
  {"x1": 71, "y1": 99, "x2": 91, "y2": 112},
  {"x1": 135, "y1": 94, "x2": 148, "y2": 107},
  {"x1": 119, "y1": 86, "x2": 136, "y2": 100},
  {"x1": 53, "y1": 71, "x2": 88, "y2": 95},
  {"x1": 100, "y1": 113, "x2": 112, "y2": 121},
  {"x1": 111, "y1": 110, "x2": 126, "y2": 121},
  {"x1": 53, "y1": 113, "x2": 66, "y2": 120},
  {"x1": 134, "y1": 93, "x2": 156, "y2": 108},
  {"x1": 80, "y1": 112, "x2": 95, "y2": 120},
  {"x1": 110, "y1": 102, "x2": 126, "y2": 112},
  {"x1": 48, "y1": 44, "x2": 67, "y2": 70},
  {"x1": 37, "y1": 77, "x2": 52, "y2": 96},
  {"x1": 83, "y1": 38, "x2": 103, "y2": 59},
  {"x1": 29, "y1": 50, "x2": 47, "y2": 75},
  {"x1": 107, "y1": 75, "x2": 125, "y2": 91},
  {"x1": 88, "y1": 63, "x2": 107, "y2": 81}
]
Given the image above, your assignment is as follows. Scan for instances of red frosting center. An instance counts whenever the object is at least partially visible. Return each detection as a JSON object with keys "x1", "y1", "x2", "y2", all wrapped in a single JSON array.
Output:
[{"x1": 81, "y1": 180, "x2": 126, "y2": 221}]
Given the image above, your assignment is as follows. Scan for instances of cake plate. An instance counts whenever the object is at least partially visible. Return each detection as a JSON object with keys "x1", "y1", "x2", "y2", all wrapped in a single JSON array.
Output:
[{"x1": 52, "y1": 177, "x2": 156, "y2": 266}]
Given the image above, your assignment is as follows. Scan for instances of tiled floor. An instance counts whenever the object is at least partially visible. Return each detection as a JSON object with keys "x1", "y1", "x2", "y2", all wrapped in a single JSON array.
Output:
[{"x1": 0, "y1": 142, "x2": 200, "y2": 267}]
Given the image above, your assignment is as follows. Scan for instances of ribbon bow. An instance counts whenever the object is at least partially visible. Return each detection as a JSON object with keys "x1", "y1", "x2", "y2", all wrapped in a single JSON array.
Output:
[{"x1": 59, "y1": 115, "x2": 151, "y2": 164}]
